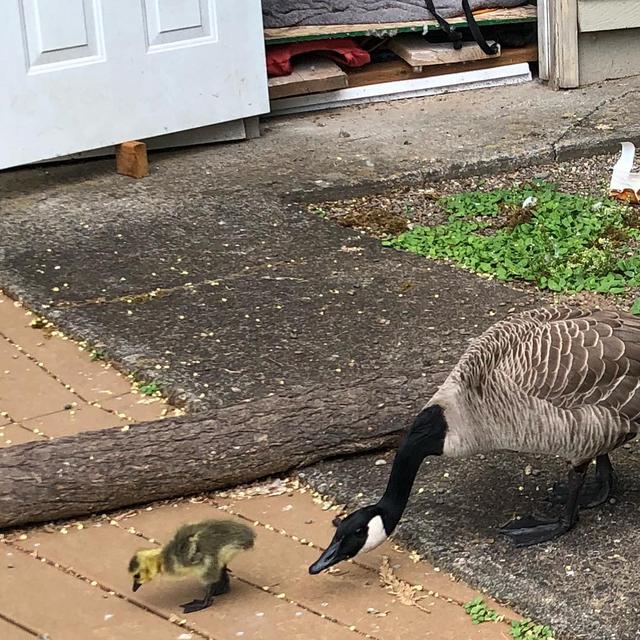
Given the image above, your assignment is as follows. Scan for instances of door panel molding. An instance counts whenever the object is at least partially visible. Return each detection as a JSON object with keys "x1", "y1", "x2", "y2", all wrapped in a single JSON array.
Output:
[{"x1": 19, "y1": 0, "x2": 105, "y2": 74}]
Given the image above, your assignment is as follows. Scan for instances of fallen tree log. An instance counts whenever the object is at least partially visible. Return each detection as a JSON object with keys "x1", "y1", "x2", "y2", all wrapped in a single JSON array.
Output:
[{"x1": 0, "y1": 374, "x2": 443, "y2": 529}]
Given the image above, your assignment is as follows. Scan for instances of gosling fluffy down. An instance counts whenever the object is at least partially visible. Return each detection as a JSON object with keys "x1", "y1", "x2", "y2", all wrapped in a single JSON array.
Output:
[{"x1": 128, "y1": 519, "x2": 255, "y2": 613}]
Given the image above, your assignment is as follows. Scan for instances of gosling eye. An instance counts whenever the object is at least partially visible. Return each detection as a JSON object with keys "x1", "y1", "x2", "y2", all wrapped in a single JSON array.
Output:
[{"x1": 134, "y1": 573, "x2": 141, "y2": 580}]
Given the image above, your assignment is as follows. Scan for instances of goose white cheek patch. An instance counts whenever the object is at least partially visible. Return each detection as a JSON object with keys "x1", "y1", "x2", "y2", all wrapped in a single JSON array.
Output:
[{"x1": 361, "y1": 515, "x2": 388, "y2": 553}]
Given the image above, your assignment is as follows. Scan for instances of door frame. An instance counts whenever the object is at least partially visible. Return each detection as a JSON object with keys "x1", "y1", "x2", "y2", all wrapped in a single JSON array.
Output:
[{"x1": 538, "y1": 0, "x2": 580, "y2": 89}]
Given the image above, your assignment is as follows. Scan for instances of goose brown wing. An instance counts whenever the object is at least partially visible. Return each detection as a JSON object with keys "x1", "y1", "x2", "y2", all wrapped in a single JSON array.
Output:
[{"x1": 513, "y1": 308, "x2": 640, "y2": 422}]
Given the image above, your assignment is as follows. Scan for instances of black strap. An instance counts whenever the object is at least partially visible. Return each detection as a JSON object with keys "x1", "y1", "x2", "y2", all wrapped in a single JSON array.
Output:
[
  {"x1": 460, "y1": 0, "x2": 500, "y2": 55},
  {"x1": 424, "y1": 0, "x2": 499, "y2": 56},
  {"x1": 424, "y1": 0, "x2": 463, "y2": 50}
]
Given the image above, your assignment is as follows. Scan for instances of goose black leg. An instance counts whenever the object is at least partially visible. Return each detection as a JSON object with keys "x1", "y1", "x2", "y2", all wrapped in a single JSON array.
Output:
[
  {"x1": 499, "y1": 461, "x2": 590, "y2": 547},
  {"x1": 181, "y1": 568, "x2": 231, "y2": 613},
  {"x1": 548, "y1": 454, "x2": 617, "y2": 509}
]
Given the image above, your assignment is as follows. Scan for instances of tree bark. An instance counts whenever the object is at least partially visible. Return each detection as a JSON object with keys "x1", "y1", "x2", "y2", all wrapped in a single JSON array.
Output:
[{"x1": 0, "y1": 374, "x2": 442, "y2": 529}]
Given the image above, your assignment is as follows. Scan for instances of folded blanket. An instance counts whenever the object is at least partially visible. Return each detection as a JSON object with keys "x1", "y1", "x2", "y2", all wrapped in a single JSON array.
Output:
[{"x1": 263, "y1": 0, "x2": 531, "y2": 28}]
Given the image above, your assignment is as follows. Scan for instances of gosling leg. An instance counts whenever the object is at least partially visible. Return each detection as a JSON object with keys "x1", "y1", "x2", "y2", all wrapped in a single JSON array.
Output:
[
  {"x1": 211, "y1": 567, "x2": 231, "y2": 596},
  {"x1": 548, "y1": 454, "x2": 617, "y2": 508},
  {"x1": 499, "y1": 461, "x2": 589, "y2": 547},
  {"x1": 181, "y1": 568, "x2": 231, "y2": 614}
]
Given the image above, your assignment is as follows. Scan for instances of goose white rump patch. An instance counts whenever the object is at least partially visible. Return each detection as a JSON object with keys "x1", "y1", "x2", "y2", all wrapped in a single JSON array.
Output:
[{"x1": 362, "y1": 515, "x2": 388, "y2": 552}]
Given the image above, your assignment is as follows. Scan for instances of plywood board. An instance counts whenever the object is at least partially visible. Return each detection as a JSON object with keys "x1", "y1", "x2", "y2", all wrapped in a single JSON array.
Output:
[
  {"x1": 268, "y1": 57, "x2": 348, "y2": 99},
  {"x1": 388, "y1": 36, "x2": 500, "y2": 68},
  {"x1": 347, "y1": 43, "x2": 536, "y2": 87},
  {"x1": 264, "y1": 6, "x2": 537, "y2": 43},
  {"x1": 578, "y1": 0, "x2": 640, "y2": 32}
]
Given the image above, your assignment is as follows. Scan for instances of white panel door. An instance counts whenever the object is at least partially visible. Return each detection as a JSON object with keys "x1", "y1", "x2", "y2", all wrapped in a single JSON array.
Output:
[{"x1": 0, "y1": 0, "x2": 269, "y2": 169}]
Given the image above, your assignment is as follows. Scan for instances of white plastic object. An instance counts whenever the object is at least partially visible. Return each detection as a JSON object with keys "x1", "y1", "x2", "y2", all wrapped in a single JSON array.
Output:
[{"x1": 609, "y1": 142, "x2": 640, "y2": 203}]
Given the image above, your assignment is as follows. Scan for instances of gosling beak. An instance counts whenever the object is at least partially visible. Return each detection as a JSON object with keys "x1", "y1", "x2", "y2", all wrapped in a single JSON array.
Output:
[
  {"x1": 132, "y1": 580, "x2": 142, "y2": 592},
  {"x1": 309, "y1": 539, "x2": 342, "y2": 575}
]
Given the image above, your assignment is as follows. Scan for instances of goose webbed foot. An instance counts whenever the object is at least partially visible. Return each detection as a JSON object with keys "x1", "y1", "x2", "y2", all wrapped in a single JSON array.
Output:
[
  {"x1": 548, "y1": 454, "x2": 617, "y2": 509},
  {"x1": 499, "y1": 515, "x2": 572, "y2": 547},
  {"x1": 501, "y1": 461, "x2": 589, "y2": 547}
]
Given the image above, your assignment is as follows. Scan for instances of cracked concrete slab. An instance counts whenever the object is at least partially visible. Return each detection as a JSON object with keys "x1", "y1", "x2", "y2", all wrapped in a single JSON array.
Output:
[
  {"x1": 3, "y1": 187, "x2": 534, "y2": 408},
  {"x1": 555, "y1": 87, "x2": 640, "y2": 160}
]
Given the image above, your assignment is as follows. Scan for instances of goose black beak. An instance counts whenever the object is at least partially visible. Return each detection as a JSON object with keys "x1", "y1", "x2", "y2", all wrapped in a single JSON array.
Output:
[
  {"x1": 309, "y1": 539, "x2": 342, "y2": 575},
  {"x1": 132, "y1": 580, "x2": 142, "y2": 592}
]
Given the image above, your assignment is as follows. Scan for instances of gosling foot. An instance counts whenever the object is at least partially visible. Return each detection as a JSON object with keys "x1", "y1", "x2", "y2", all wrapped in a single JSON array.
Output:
[
  {"x1": 181, "y1": 570, "x2": 229, "y2": 614},
  {"x1": 181, "y1": 596, "x2": 215, "y2": 614}
]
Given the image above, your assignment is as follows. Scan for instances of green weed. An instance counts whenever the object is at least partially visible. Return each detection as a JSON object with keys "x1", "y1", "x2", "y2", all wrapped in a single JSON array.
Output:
[
  {"x1": 90, "y1": 348, "x2": 106, "y2": 362},
  {"x1": 511, "y1": 618, "x2": 555, "y2": 639},
  {"x1": 138, "y1": 381, "x2": 160, "y2": 396},
  {"x1": 463, "y1": 596, "x2": 504, "y2": 624},
  {"x1": 383, "y1": 183, "x2": 640, "y2": 313},
  {"x1": 463, "y1": 597, "x2": 555, "y2": 639}
]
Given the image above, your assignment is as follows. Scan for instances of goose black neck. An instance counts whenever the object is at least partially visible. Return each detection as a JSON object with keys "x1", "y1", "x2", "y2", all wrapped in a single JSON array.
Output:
[{"x1": 378, "y1": 405, "x2": 447, "y2": 532}]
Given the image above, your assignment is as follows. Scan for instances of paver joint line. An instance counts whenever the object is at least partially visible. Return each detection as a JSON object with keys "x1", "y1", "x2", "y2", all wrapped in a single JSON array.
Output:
[
  {"x1": 0, "y1": 330, "x2": 124, "y2": 432},
  {"x1": 0, "y1": 611, "x2": 39, "y2": 639}
]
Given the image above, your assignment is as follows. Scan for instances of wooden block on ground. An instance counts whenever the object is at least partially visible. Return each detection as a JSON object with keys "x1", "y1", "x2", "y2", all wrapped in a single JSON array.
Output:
[
  {"x1": 388, "y1": 36, "x2": 500, "y2": 68},
  {"x1": 116, "y1": 141, "x2": 149, "y2": 178},
  {"x1": 269, "y1": 57, "x2": 348, "y2": 100}
]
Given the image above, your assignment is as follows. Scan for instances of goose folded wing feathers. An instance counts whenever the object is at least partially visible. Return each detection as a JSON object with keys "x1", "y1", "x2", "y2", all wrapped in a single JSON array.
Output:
[{"x1": 502, "y1": 308, "x2": 640, "y2": 424}]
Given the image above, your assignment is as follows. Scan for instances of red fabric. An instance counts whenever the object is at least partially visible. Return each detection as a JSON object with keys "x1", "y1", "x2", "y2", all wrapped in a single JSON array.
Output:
[{"x1": 266, "y1": 38, "x2": 371, "y2": 77}]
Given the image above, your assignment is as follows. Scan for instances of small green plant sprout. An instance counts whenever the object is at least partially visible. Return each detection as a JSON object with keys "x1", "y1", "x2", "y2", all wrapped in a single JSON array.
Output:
[
  {"x1": 138, "y1": 381, "x2": 160, "y2": 396},
  {"x1": 511, "y1": 618, "x2": 555, "y2": 640},
  {"x1": 90, "y1": 348, "x2": 107, "y2": 362},
  {"x1": 309, "y1": 204, "x2": 329, "y2": 219},
  {"x1": 463, "y1": 596, "x2": 504, "y2": 624},
  {"x1": 632, "y1": 298, "x2": 640, "y2": 316}
]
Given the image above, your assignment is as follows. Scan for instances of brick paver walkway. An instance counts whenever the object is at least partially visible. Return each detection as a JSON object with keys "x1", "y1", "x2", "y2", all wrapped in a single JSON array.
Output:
[{"x1": 0, "y1": 292, "x2": 517, "y2": 639}]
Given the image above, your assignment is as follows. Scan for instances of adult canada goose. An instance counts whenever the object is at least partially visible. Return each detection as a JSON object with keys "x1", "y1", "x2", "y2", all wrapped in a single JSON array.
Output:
[{"x1": 310, "y1": 307, "x2": 640, "y2": 574}]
